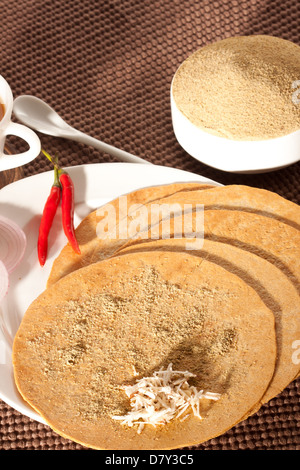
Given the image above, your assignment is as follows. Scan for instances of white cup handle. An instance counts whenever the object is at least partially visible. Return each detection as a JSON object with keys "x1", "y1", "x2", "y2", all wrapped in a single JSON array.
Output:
[{"x1": 0, "y1": 121, "x2": 41, "y2": 171}]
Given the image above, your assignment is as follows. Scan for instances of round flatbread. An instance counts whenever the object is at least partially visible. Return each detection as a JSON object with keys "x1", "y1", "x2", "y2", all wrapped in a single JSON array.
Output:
[
  {"x1": 13, "y1": 251, "x2": 276, "y2": 450},
  {"x1": 47, "y1": 182, "x2": 216, "y2": 286}
]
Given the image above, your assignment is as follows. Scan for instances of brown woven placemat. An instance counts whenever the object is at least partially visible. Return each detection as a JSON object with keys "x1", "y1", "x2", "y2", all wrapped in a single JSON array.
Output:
[{"x1": 0, "y1": 0, "x2": 299, "y2": 450}]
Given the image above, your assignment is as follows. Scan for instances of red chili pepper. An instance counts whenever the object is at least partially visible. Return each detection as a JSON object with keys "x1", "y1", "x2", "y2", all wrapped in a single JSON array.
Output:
[
  {"x1": 59, "y1": 169, "x2": 81, "y2": 254},
  {"x1": 37, "y1": 166, "x2": 61, "y2": 266},
  {"x1": 41, "y1": 149, "x2": 81, "y2": 257}
]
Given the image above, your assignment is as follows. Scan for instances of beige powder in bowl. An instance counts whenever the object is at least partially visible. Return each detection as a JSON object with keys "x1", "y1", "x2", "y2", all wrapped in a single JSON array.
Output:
[{"x1": 172, "y1": 35, "x2": 300, "y2": 141}]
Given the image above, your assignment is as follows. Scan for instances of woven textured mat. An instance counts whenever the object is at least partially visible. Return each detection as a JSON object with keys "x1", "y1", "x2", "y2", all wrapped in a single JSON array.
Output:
[{"x1": 0, "y1": 0, "x2": 299, "y2": 450}]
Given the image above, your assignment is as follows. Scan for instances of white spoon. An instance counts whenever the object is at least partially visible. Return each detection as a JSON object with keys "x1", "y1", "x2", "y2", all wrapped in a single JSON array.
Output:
[{"x1": 13, "y1": 95, "x2": 151, "y2": 165}]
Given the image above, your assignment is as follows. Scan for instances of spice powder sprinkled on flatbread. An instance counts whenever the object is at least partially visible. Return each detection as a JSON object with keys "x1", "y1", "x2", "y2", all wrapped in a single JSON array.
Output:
[{"x1": 13, "y1": 251, "x2": 276, "y2": 450}]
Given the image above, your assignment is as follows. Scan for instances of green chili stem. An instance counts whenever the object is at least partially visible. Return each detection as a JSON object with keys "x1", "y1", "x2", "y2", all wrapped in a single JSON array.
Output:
[{"x1": 41, "y1": 149, "x2": 61, "y2": 170}]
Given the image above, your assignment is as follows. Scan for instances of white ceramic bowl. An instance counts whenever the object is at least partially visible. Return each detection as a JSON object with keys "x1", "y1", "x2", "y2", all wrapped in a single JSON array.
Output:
[{"x1": 170, "y1": 78, "x2": 300, "y2": 174}]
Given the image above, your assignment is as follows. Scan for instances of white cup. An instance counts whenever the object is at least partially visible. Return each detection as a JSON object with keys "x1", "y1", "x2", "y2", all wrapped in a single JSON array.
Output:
[{"x1": 0, "y1": 75, "x2": 41, "y2": 171}]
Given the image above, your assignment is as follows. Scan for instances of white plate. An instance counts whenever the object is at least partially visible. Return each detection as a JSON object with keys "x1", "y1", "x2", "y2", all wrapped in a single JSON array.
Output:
[{"x1": 0, "y1": 162, "x2": 220, "y2": 424}]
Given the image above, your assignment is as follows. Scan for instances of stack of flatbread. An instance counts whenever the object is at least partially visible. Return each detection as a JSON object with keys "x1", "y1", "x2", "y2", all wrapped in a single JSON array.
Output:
[{"x1": 12, "y1": 182, "x2": 300, "y2": 450}]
